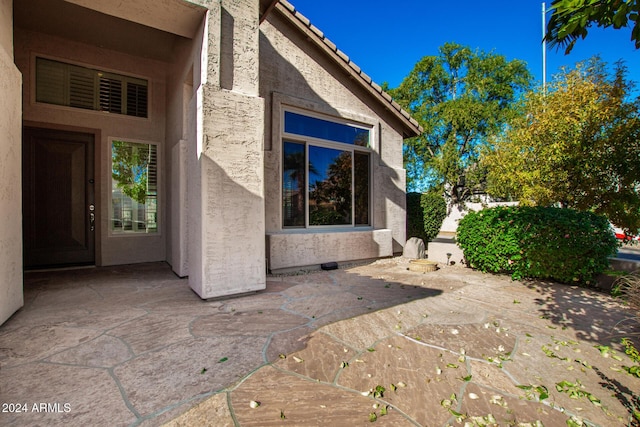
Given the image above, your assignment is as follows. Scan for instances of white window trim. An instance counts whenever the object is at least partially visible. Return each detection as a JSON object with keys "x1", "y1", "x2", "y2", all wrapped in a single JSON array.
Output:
[
  {"x1": 108, "y1": 137, "x2": 161, "y2": 238},
  {"x1": 281, "y1": 107, "x2": 374, "y2": 231}
]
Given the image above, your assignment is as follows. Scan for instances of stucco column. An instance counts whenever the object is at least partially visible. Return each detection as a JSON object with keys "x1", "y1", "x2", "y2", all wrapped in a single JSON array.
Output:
[
  {"x1": 0, "y1": 0, "x2": 24, "y2": 325},
  {"x1": 188, "y1": 0, "x2": 266, "y2": 298}
]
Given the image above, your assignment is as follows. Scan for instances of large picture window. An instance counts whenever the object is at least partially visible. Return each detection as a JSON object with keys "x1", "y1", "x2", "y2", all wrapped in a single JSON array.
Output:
[
  {"x1": 282, "y1": 110, "x2": 371, "y2": 228},
  {"x1": 111, "y1": 140, "x2": 158, "y2": 234}
]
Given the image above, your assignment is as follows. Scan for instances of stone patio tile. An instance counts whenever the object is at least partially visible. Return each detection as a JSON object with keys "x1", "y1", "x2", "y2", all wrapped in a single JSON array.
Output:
[
  {"x1": 356, "y1": 310, "x2": 411, "y2": 337},
  {"x1": 459, "y1": 382, "x2": 570, "y2": 425},
  {"x1": 336, "y1": 334, "x2": 467, "y2": 426},
  {"x1": 190, "y1": 309, "x2": 308, "y2": 337},
  {"x1": 27, "y1": 285, "x2": 103, "y2": 310},
  {"x1": 503, "y1": 331, "x2": 633, "y2": 426},
  {"x1": 136, "y1": 395, "x2": 213, "y2": 427},
  {"x1": 405, "y1": 319, "x2": 516, "y2": 361},
  {"x1": 86, "y1": 263, "x2": 174, "y2": 281},
  {"x1": 416, "y1": 293, "x2": 489, "y2": 325},
  {"x1": 114, "y1": 336, "x2": 265, "y2": 417},
  {"x1": 85, "y1": 282, "x2": 192, "y2": 308},
  {"x1": 336, "y1": 282, "x2": 427, "y2": 303},
  {"x1": 54, "y1": 306, "x2": 149, "y2": 330},
  {"x1": 275, "y1": 331, "x2": 356, "y2": 383},
  {"x1": 264, "y1": 326, "x2": 314, "y2": 362},
  {"x1": 108, "y1": 313, "x2": 195, "y2": 355},
  {"x1": 356, "y1": 301, "x2": 433, "y2": 335},
  {"x1": 308, "y1": 305, "x2": 376, "y2": 329},
  {"x1": 22, "y1": 274, "x2": 89, "y2": 291},
  {"x1": 329, "y1": 269, "x2": 392, "y2": 286},
  {"x1": 279, "y1": 281, "x2": 338, "y2": 299},
  {"x1": 0, "y1": 363, "x2": 136, "y2": 427},
  {"x1": 0, "y1": 306, "x2": 92, "y2": 330},
  {"x1": 219, "y1": 293, "x2": 287, "y2": 313},
  {"x1": 46, "y1": 334, "x2": 132, "y2": 367},
  {"x1": 1, "y1": 301, "x2": 148, "y2": 331},
  {"x1": 467, "y1": 359, "x2": 523, "y2": 396},
  {"x1": 530, "y1": 284, "x2": 636, "y2": 342},
  {"x1": 162, "y1": 393, "x2": 234, "y2": 427},
  {"x1": 283, "y1": 291, "x2": 370, "y2": 319},
  {"x1": 319, "y1": 316, "x2": 391, "y2": 350},
  {"x1": 468, "y1": 278, "x2": 545, "y2": 299},
  {"x1": 0, "y1": 325, "x2": 101, "y2": 367},
  {"x1": 138, "y1": 296, "x2": 223, "y2": 316},
  {"x1": 230, "y1": 366, "x2": 412, "y2": 426},
  {"x1": 280, "y1": 271, "x2": 336, "y2": 286},
  {"x1": 261, "y1": 279, "x2": 298, "y2": 293}
]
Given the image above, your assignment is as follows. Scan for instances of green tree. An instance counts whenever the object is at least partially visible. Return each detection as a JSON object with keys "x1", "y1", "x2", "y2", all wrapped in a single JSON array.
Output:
[
  {"x1": 483, "y1": 57, "x2": 640, "y2": 234},
  {"x1": 390, "y1": 43, "x2": 532, "y2": 204},
  {"x1": 545, "y1": 0, "x2": 640, "y2": 54}
]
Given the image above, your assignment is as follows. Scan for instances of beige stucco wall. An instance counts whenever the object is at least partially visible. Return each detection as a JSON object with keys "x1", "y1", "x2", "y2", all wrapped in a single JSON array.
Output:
[
  {"x1": 187, "y1": 1, "x2": 267, "y2": 299},
  {"x1": 0, "y1": 0, "x2": 11, "y2": 55},
  {"x1": 14, "y1": 29, "x2": 169, "y2": 266},
  {"x1": 267, "y1": 229, "x2": 392, "y2": 272},
  {"x1": 260, "y1": 10, "x2": 407, "y2": 270},
  {"x1": 165, "y1": 27, "x2": 203, "y2": 276},
  {"x1": 0, "y1": 0, "x2": 23, "y2": 325}
]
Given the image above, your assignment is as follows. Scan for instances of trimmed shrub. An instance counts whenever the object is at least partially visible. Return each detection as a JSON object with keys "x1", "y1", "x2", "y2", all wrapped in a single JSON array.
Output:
[
  {"x1": 457, "y1": 206, "x2": 618, "y2": 285},
  {"x1": 406, "y1": 191, "x2": 447, "y2": 244},
  {"x1": 406, "y1": 192, "x2": 426, "y2": 243},
  {"x1": 422, "y1": 192, "x2": 447, "y2": 243}
]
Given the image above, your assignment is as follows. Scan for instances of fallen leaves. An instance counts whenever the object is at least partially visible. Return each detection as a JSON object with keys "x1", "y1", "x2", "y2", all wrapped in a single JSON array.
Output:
[
  {"x1": 372, "y1": 385, "x2": 385, "y2": 398},
  {"x1": 517, "y1": 384, "x2": 549, "y2": 401}
]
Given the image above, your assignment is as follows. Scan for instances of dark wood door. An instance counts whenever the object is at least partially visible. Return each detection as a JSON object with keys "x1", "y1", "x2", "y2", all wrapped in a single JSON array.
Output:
[{"x1": 23, "y1": 128, "x2": 95, "y2": 269}]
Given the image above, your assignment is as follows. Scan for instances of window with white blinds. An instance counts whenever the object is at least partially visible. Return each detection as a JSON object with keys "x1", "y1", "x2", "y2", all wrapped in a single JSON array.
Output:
[{"x1": 36, "y1": 57, "x2": 148, "y2": 118}]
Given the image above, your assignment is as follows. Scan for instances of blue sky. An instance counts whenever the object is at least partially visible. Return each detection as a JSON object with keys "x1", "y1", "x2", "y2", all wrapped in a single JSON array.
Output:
[{"x1": 291, "y1": 0, "x2": 640, "y2": 92}]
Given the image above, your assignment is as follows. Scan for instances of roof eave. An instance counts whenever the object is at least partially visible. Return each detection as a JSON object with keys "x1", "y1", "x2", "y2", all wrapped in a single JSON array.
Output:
[
  {"x1": 259, "y1": 0, "x2": 279, "y2": 23},
  {"x1": 267, "y1": 0, "x2": 423, "y2": 138}
]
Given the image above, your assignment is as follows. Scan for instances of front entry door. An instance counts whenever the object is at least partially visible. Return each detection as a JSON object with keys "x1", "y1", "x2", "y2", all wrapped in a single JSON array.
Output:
[{"x1": 23, "y1": 128, "x2": 95, "y2": 269}]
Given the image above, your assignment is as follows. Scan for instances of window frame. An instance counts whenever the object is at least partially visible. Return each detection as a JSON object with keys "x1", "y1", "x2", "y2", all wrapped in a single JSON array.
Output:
[
  {"x1": 281, "y1": 107, "x2": 373, "y2": 230},
  {"x1": 108, "y1": 137, "x2": 161, "y2": 237},
  {"x1": 33, "y1": 55, "x2": 149, "y2": 119}
]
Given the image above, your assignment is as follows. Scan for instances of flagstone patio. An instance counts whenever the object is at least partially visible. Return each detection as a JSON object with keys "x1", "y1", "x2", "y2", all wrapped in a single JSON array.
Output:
[{"x1": 1, "y1": 259, "x2": 638, "y2": 426}]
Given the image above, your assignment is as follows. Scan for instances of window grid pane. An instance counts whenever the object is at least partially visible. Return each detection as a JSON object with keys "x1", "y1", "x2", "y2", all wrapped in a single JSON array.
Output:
[
  {"x1": 99, "y1": 77, "x2": 123, "y2": 113},
  {"x1": 69, "y1": 67, "x2": 96, "y2": 110},
  {"x1": 111, "y1": 141, "x2": 158, "y2": 233},
  {"x1": 354, "y1": 151, "x2": 370, "y2": 225},
  {"x1": 126, "y1": 82, "x2": 148, "y2": 117},
  {"x1": 35, "y1": 57, "x2": 148, "y2": 118},
  {"x1": 285, "y1": 111, "x2": 369, "y2": 147},
  {"x1": 36, "y1": 58, "x2": 66, "y2": 105},
  {"x1": 283, "y1": 141, "x2": 306, "y2": 227},
  {"x1": 308, "y1": 146, "x2": 352, "y2": 226}
]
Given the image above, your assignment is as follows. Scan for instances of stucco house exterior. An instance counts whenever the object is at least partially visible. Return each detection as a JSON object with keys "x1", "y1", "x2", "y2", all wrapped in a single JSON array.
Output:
[{"x1": 0, "y1": 0, "x2": 421, "y2": 325}]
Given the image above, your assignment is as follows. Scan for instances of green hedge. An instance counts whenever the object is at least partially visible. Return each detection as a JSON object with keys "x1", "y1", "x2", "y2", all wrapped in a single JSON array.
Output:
[
  {"x1": 406, "y1": 192, "x2": 447, "y2": 244},
  {"x1": 457, "y1": 206, "x2": 618, "y2": 285}
]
